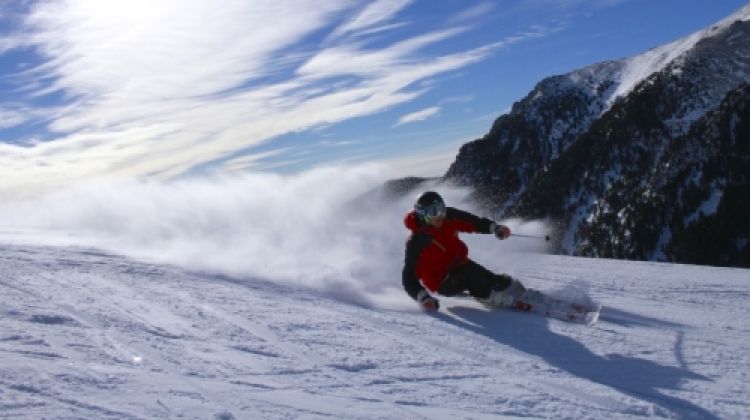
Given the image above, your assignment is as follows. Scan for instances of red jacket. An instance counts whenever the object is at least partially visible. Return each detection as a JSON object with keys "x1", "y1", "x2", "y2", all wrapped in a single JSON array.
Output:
[{"x1": 402, "y1": 207, "x2": 493, "y2": 298}]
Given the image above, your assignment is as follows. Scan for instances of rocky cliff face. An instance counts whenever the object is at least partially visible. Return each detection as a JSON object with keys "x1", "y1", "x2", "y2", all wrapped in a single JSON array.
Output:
[{"x1": 444, "y1": 6, "x2": 750, "y2": 267}]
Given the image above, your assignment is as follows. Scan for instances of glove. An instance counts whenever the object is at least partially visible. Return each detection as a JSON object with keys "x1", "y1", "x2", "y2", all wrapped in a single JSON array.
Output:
[
  {"x1": 492, "y1": 223, "x2": 511, "y2": 240},
  {"x1": 417, "y1": 290, "x2": 439, "y2": 311}
]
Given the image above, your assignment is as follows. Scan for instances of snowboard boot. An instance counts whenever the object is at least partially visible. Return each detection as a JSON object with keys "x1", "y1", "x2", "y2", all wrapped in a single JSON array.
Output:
[
  {"x1": 514, "y1": 288, "x2": 544, "y2": 311},
  {"x1": 479, "y1": 278, "x2": 527, "y2": 308}
]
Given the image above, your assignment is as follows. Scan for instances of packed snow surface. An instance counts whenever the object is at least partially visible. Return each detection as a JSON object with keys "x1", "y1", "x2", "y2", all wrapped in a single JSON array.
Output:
[
  {"x1": 0, "y1": 167, "x2": 748, "y2": 418},
  {"x1": 1, "y1": 243, "x2": 748, "y2": 419}
]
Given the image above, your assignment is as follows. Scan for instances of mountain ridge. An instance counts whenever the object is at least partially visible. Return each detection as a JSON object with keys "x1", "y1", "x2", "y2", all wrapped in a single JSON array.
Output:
[{"x1": 443, "y1": 4, "x2": 750, "y2": 267}]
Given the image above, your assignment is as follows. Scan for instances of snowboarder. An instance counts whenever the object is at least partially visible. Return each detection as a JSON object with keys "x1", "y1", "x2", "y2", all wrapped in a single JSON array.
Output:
[{"x1": 402, "y1": 191, "x2": 527, "y2": 311}]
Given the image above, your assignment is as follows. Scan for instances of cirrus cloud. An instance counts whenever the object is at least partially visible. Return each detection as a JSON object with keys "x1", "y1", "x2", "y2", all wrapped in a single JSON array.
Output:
[
  {"x1": 0, "y1": 0, "x2": 552, "y2": 198},
  {"x1": 395, "y1": 106, "x2": 440, "y2": 126}
]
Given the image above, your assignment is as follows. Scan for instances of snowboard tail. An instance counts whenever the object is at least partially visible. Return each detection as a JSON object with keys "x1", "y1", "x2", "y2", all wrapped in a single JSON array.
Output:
[
  {"x1": 512, "y1": 290, "x2": 602, "y2": 326},
  {"x1": 468, "y1": 288, "x2": 601, "y2": 325}
]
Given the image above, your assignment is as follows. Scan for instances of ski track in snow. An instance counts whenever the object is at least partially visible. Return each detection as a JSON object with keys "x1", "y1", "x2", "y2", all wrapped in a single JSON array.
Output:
[{"x1": 1, "y1": 243, "x2": 749, "y2": 419}]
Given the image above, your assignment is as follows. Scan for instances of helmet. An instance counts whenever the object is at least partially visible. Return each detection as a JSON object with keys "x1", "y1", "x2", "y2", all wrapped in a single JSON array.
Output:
[{"x1": 414, "y1": 191, "x2": 446, "y2": 222}]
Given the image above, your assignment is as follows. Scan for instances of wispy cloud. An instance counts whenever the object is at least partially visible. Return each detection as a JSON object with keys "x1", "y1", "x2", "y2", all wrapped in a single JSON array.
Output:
[
  {"x1": 328, "y1": 0, "x2": 413, "y2": 41},
  {"x1": 220, "y1": 147, "x2": 293, "y2": 173},
  {"x1": 298, "y1": 27, "x2": 469, "y2": 79},
  {"x1": 450, "y1": 2, "x2": 496, "y2": 24},
  {"x1": 0, "y1": 0, "x2": 557, "y2": 197},
  {"x1": 520, "y1": 0, "x2": 631, "y2": 13},
  {"x1": 0, "y1": 34, "x2": 25, "y2": 54},
  {"x1": 395, "y1": 106, "x2": 440, "y2": 126},
  {"x1": 0, "y1": 106, "x2": 32, "y2": 129}
]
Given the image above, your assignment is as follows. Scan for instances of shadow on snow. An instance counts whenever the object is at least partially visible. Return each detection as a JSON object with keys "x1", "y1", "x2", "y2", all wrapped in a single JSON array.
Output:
[{"x1": 439, "y1": 306, "x2": 716, "y2": 420}]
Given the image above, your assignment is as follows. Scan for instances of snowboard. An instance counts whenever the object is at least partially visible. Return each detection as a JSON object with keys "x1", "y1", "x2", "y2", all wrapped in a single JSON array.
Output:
[
  {"x1": 511, "y1": 290, "x2": 602, "y2": 326},
  {"x1": 461, "y1": 289, "x2": 602, "y2": 326}
]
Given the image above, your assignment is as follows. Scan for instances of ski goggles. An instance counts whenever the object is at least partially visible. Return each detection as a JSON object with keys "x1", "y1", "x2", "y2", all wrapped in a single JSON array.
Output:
[{"x1": 416, "y1": 201, "x2": 447, "y2": 221}]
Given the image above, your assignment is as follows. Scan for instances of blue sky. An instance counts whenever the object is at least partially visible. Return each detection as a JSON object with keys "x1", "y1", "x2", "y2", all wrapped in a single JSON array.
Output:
[{"x1": 0, "y1": 0, "x2": 747, "y2": 196}]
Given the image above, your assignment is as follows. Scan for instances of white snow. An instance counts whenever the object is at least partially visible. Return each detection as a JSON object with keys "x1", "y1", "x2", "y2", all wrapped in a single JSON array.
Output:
[
  {"x1": 607, "y1": 33, "x2": 701, "y2": 106},
  {"x1": 683, "y1": 185, "x2": 724, "y2": 227},
  {"x1": 582, "y1": 4, "x2": 750, "y2": 109},
  {"x1": 652, "y1": 226, "x2": 673, "y2": 262},
  {"x1": 1, "y1": 167, "x2": 747, "y2": 418},
  {"x1": 1, "y1": 242, "x2": 749, "y2": 419}
]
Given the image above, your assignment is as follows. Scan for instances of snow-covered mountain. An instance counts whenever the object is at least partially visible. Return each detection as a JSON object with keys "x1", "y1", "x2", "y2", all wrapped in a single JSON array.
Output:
[
  {"x1": 2, "y1": 241, "x2": 749, "y2": 419},
  {"x1": 517, "y1": 83, "x2": 750, "y2": 265},
  {"x1": 445, "y1": 5, "x2": 750, "y2": 267}
]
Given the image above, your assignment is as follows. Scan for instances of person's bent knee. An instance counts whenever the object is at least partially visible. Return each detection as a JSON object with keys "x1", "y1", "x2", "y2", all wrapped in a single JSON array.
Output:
[{"x1": 494, "y1": 274, "x2": 513, "y2": 291}]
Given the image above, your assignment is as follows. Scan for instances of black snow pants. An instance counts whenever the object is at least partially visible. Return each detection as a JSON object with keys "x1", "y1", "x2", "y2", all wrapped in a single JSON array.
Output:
[{"x1": 437, "y1": 260, "x2": 512, "y2": 299}]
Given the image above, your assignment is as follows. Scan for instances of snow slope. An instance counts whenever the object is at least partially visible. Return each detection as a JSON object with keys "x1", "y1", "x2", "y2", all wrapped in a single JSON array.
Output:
[
  {"x1": 603, "y1": 4, "x2": 750, "y2": 107},
  {"x1": 1, "y1": 168, "x2": 749, "y2": 419},
  {"x1": 1, "y1": 240, "x2": 749, "y2": 419}
]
